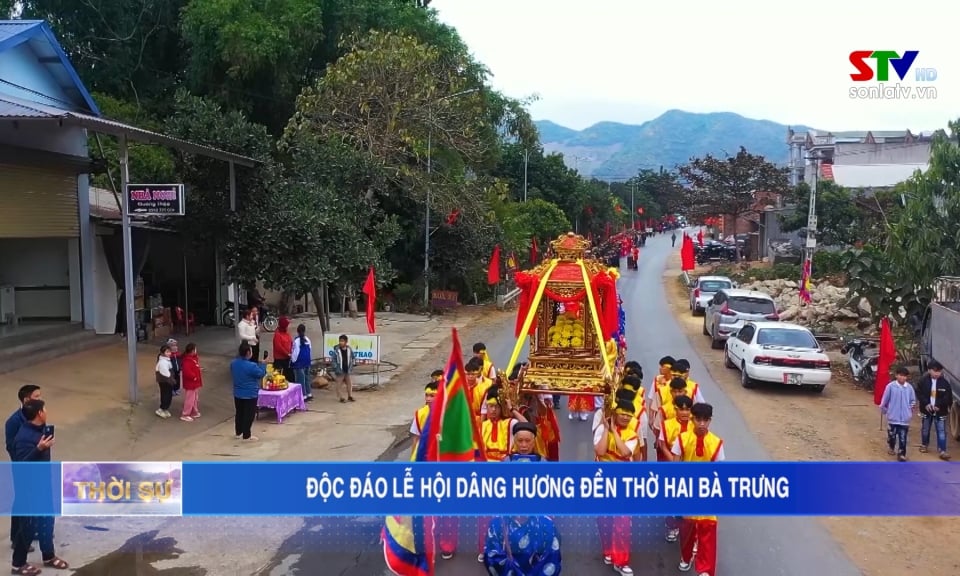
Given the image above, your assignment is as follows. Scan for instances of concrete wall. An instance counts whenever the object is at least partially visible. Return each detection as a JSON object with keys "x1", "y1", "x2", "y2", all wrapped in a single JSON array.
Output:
[{"x1": 833, "y1": 142, "x2": 931, "y2": 165}]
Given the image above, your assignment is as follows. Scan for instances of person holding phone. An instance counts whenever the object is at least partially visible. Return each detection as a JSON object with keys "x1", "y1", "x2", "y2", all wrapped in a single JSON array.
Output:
[
  {"x1": 230, "y1": 343, "x2": 267, "y2": 442},
  {"x1": 11, "y1": 399, "x2": 68, "y2": 573}
]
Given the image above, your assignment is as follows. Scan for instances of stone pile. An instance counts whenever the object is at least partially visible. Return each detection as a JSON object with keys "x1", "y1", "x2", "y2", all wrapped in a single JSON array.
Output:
[{"x1": 736, "y1": 278, "x2": 877, "y2": 334}]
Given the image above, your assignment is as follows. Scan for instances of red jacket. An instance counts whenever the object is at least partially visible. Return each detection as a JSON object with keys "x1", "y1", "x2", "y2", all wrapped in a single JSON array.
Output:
[
  {"x1": 273, "y1": 331, "x2": 293, "y2": 361},
  {"x1": 181, "y1": 353, "x2": 203, "y2": 390}
]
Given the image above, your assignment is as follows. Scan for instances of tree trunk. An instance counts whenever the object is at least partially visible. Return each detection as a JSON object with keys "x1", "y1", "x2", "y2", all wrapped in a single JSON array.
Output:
[
  {"x1": 278, "y1": 290, "x2": 294, "y2": 315},
  {"x1": 311, "y1": 288, "x2": 329, "y2": 332}
]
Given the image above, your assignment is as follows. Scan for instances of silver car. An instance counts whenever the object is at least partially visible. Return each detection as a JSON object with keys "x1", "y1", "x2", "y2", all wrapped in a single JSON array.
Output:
[
  {"x1": 703, "y1": 288, "x2": 779, "y2": 349},
  {"x1": 689, "y1": 275, "x2": 734, "y2": 316}
]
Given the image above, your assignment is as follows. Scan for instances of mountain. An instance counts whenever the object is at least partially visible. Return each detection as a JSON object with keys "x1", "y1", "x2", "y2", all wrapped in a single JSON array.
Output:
[{"x1": 535, "y1": 110, "x2": 814, "y2": 179}]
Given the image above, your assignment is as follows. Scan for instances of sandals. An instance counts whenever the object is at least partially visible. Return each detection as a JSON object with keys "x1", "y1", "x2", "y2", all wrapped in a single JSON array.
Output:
[
  {"x1": 919, "y1": 446, "x2": 929, "y2": 453},
  {"x1": 43, "y1": 558, "x2": 68, "y2": 570},
  {"x1": 11, "y1": 565, "x2": 41, "y2": 575}
]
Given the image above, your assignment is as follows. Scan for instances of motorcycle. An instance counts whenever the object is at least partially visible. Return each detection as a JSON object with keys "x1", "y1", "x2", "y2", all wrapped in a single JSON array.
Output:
[
  {"x1": 221, "y1": 301, "x2": 280, "y2": 332},
  {"x1": 840, "y1": 337, "x2": 879, "y2": 389}
]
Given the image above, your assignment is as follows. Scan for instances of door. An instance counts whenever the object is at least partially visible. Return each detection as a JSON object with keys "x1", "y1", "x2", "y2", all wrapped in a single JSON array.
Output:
[
  {"x1": 728, "y1": 324, "x2": 755, "y2": 363},
  {"x1": 707, "y1": 291, "x2": 727, "y2": 336},
  {"x1": 0, "y1": 163, "x2": 79, "y2": 238}
]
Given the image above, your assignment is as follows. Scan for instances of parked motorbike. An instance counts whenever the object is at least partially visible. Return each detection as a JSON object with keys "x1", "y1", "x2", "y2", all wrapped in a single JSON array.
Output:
[
  {"x1": 840, "y1": 337, "x2": 879, "y2": 389},
  {"x1": 221, "y1": 301, "x2": 280, "y2": 332}
]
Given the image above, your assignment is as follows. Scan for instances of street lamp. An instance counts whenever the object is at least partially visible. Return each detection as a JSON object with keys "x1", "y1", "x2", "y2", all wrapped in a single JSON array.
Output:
[{"x1": 423, "y1": 87, "x2": 481, "y2": 309}]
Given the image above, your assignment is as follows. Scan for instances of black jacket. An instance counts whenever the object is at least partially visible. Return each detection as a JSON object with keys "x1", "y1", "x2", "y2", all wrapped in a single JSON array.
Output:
[
  {"x1": 12, "y1": 421, "x2": 50, "y2": 462},
  {"x1": 914, "y1": 374, "x2": 952, "y2": 417}
]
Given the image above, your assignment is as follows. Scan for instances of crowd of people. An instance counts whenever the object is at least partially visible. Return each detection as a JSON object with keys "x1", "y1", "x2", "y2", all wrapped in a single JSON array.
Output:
[{"x1": 408, "y1": 350, "x2": 723, "y2": 576}]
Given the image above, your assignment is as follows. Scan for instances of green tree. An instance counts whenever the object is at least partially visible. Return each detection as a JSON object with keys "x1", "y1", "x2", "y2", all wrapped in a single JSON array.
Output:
[
  {"x1": 779, "y1": 181, "x2": 864, "y2": 246},
  {"x1": 7, "y1": 0, "x2": 188, "y2": 110},
  {"x1": 679, "y1": 147, "x2": 789, "y2": 259},
  {"x1": 888, "y1": 121, "x2": 960, "y2": 302}
]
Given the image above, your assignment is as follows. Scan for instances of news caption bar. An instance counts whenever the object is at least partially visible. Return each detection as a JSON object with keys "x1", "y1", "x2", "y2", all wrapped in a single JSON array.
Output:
[{"x1": 1, "y1": 462, "x2": 958, "y2": 517}]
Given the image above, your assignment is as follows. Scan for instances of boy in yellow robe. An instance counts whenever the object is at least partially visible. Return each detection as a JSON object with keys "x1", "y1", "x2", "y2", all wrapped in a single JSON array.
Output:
[{"x1": 408, "y1": 381, "x2": 438, "y2": 460}]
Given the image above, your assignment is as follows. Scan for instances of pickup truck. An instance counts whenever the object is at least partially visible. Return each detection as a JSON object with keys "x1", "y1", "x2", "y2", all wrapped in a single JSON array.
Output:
[{"x1": 919, "y1": 276, "x2": 960, "y2": 440}]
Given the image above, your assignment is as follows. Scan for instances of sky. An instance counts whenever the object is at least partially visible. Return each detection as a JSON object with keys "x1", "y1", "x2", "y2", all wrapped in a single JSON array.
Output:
[{"x1": 431, "y1": 0, "x2": 955, "y2": 133}]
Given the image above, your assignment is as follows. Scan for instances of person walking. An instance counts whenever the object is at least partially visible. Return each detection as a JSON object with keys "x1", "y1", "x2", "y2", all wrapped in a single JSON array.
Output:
[
  {"x1": 328, "y1": 335, "x2": 356, "y2": 403},
  {"x1": 5, "y1": 385, "x2": 41, "y2": 554},
  {"x1": 879, "y1": 366, "x2": 917, "y2": 462},
  {"x1": 914, "y1": 360, "x2": 951, "y2": 460},
  {"x1": 671, "y1": 231, "x2": 677, "y2": 247},
  {"x1": 230, "y1": 343, "x2": 266, "y2": 442},
  {"x1": 179, "y1": 343, "x2": 203, "y2": 422}
]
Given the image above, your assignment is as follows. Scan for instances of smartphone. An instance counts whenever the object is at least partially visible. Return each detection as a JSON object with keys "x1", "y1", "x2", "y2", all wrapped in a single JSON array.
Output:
[
  {"x1": 263, "y1": 350, "x2": 269, "y2": 360},
  {"x1": 43, "y1": 425, "x2": 55, "y2": 437}
]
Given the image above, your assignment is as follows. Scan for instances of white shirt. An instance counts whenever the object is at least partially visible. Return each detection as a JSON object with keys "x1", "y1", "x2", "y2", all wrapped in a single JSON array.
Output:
[
  {"x1": 409, "y1": 416, "x2": 421, "y2": 436},
  {"x1": 155, "y1": 356, "x2": 172, "y2": 377},
  {"x1": 670, "y1": 437, "x2": 726, "y2": 461},
  {"x1": 593, "y1": 423, "x2": 640, "y2": 455},
  {"x1": 930, "y1": 378, "x2": 938, "y2": 408},
  {"x1": 237, "y1": 319, "x2": 258, "y2": 345}
]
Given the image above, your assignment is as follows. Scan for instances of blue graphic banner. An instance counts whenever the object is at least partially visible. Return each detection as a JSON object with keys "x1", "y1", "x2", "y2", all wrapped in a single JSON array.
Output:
[{"x1": 2, "y1": 462, "x2": 959, "y2": 516}]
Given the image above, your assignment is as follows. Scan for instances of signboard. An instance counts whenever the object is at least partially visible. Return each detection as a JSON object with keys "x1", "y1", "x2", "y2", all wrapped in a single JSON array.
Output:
[
  {"x1": 322, "y1": 334, "x2": 380, "y2": 364},
  {"x1": 125, "y1": 184, "x2": 185, "y2": 216}
]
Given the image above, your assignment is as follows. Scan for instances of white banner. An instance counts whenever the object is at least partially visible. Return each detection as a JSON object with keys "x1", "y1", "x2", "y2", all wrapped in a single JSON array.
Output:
[{"x1": 322, "y1": 333, "x2": 380, "y2": 364}]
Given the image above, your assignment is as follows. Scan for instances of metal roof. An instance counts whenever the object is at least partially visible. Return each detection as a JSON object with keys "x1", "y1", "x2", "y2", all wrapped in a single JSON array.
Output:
[
  {"x1": 0, "y1": 20, "x2": 100, "y2": 115},
  {"x1": 0, "y1": 93, "x2": 259, "y2": 166}
]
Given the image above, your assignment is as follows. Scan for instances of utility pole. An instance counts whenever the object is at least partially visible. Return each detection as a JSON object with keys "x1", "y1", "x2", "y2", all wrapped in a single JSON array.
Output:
[
  {"x1": 523, "y1": 149, "x2": 529, "y2": 201},
  {"x1": 422, "y1": 88, "x2": 480, "y2": 309},
  {"x1": 801, "y1": 152, "x2": 820, "y2": 306}
]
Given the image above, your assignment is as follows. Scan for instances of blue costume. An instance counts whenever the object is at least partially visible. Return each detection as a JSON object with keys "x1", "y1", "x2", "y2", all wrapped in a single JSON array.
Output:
[
  {"x1": 506, "y1": 453, "x2": 543, "y2": 462},
  {"x1": 483, "y1": 516, "x2": 561, "y2": 576}
]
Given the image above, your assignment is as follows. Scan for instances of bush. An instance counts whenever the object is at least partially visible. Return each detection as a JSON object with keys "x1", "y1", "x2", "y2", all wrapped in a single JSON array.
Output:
[{"x1": 391, "y1": 283, "x2": 416, "y2": 312}]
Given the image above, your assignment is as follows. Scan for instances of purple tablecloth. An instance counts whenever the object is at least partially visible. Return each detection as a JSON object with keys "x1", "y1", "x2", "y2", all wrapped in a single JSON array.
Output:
[{"x1": 257, "y1": 386, "x2": 306, "y2": 423}]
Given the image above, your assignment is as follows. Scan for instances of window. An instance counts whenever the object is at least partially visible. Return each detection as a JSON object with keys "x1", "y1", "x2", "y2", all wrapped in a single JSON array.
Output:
[
  {"x1": 737, "y1": 326, "x2": 755, "y2": 342},
  {"x1": 699, "y1": 280, "x2": 732, "y2": 292},
  {"x1": 728, "y1": 296, "x2": 776, "y2": 314},
  {"x1": 756, "y1": 329, "x2": 819, "y2": 349}
]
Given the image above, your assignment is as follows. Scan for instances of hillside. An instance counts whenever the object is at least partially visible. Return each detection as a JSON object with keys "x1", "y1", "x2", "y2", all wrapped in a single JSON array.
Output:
[{"x1": 535, "y1": 110, "x2": 814, "y2": 179}]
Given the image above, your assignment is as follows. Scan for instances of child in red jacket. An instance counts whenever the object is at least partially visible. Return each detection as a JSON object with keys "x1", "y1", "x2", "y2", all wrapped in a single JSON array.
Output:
[{"x1": 180, "y1": 342, "x2": 203, "y2": 422}]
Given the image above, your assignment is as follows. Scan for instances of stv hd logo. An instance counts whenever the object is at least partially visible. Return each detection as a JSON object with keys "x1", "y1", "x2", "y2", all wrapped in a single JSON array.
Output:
[{"x1": 849, "y1": 51, "x2": 937, "y2": 82}]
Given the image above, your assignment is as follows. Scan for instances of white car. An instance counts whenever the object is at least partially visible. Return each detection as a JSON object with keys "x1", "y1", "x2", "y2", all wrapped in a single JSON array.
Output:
[
  {"x1": 689, "y1": 275, "x2": 734, "y2": 315},
  {"x1": 724, "y1": 321, "x2": 831, "y2": 393}
]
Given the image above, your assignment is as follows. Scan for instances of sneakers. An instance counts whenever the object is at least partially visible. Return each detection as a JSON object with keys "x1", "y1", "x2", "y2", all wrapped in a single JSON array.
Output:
[
  {"x1": 698, "y1": 573, "x2": 710, "y2": 576},
  {"x1": 679, "y1": 560, "x2": 692, "y2": 572},
  {"x1": 665, "y1": 528, "x2": 680, "y2": 542},
  {"x1": 477, "y1": 553, "x2": 484, "y2": 563},
  {"x1": 940, "y1": 452, "x2": 951, "y2": 461},
  {"x1": 180, "y1": 416, "x2": 194, "y2": 422},
  {"x1": 568, "y1": 413, "x2": 574, "y2": 420},
  {"x1": 614, "y1": 565, "x2": 633, "y2": 575},
  {"x1": 440, "y1": 552, "x2": 453, "y2": 560},
  {"x1": 243, "y1": 436, "x2": 259, "y2": 442},
  {"x1": 192, "y1": 412, "x2": 201, "y2": 418},
  {"x1": 603, "y1": 556, "x2": 612, "y2": 565},
  {"x1": 579, "y1": 413, "x2": 589, "y2": 421},
  {"x1": 155, "y1": 409, "x2": 171, "y2": 418}
]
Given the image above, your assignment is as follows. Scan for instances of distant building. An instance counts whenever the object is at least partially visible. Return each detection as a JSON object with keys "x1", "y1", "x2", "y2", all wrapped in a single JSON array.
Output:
[{"x1": 786, "y1": 128, "x2": 933, "y2": 190}]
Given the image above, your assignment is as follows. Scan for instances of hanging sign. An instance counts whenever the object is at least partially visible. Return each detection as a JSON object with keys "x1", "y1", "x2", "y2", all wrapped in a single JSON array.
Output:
[{"x1": 125, "y1": 184, "x2": 185, "y2": 216}]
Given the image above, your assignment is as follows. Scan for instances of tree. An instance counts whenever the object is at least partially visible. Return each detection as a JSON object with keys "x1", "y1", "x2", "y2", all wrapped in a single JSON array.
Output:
[
  {"x1": 779, "y1": 181, "x2": 863, "y2": 247},
  {"x1": 285, "y1": 31, "x2": 491, "y2": 207},
  {"x1": 888, "y1": 121, "x2": 960, "y2": 302},
  {"x1": 679, "y1": 147, "x2": 789, "y2": 258}
]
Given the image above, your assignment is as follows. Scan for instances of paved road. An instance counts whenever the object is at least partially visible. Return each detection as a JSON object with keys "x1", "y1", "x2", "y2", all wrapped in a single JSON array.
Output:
[{"x1": 67, "y1": 232, "x2": 864, "y2": 575}]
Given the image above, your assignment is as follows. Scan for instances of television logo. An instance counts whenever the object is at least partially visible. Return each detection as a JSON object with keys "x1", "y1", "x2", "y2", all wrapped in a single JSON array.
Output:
[
  {"x1": 849, "y1": 51, "x2": 936, "y2": 82},
  {"x1": 61, "y1": 461, "x2": 183, "y2": 516}
]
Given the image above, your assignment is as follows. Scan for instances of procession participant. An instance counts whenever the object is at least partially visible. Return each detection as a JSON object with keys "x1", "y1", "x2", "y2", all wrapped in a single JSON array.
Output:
[
  {"x1": 430, "y1": 369, "x2": 444, "y2": 383},
  {"x1": 672, "y1": 359, "x2": 705, "y2": 403},
  {"x1": 473, "y1": 342, "x2": 498, "y2": 380},
  {"x1": 648, "y1": 377, "x2": 690, "y2": 451},
  {"x1": 525, "y1": 392, "x2": 561, "y2": 461},
  {"x1": 477, "y1": 385, "x2": 527, "y2": 562},
  {"x1": 646, "y1": 356, "x2": 676, "y2": 406},
  {"x1": 504, "y1": 421, "x2": 542, "y2": 461},
  {"x1": 466, "y1": 357, "x2": 493, "y2": 423},
  {"x1": 671, "y1": 403, "x2": 724, "y2": 576},
  {"x1": 594, "y1": 398, "x2": 639, "y2": 576},
  {"x1": 657, "y1": 394, "x2": 693, "y2": 542},
  {"x1": 617, "y1": 378, "x2": 648, "y2": 461},
  {"x1": 408, "y1": 381, "x2": 438, "y2": 461},
  {"x1": 482, "y1": 514, "x2": 562, "y2": 576}
]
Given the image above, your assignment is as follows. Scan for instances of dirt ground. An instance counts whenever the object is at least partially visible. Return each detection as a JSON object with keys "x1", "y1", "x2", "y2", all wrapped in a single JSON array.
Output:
[{"x1": 665, "y1": 266, "x2": 960, "y2": 576}]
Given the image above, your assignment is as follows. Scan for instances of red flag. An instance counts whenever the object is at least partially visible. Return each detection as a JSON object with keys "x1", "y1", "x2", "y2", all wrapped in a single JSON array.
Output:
[
  {"x1": 487, "y1": 244, "x2": 501, "y2": 285},
  {"x1": 874, "y1": 317, "x2": 897, "y2": 405},
  {"x1": 362, "y1": 267, "x2": 376, "y2": 334},
  {"x1": 530, "y1": 238, "x2": 539, "y2": 265}
]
